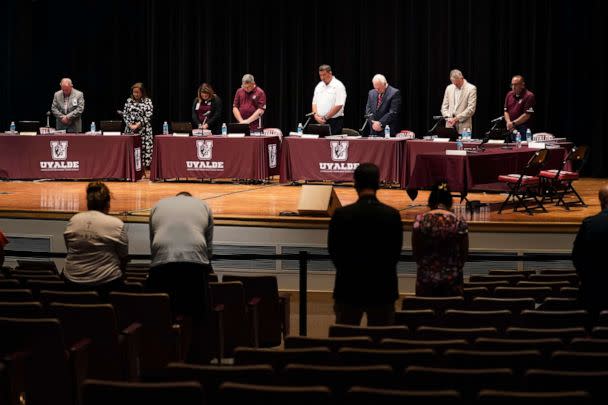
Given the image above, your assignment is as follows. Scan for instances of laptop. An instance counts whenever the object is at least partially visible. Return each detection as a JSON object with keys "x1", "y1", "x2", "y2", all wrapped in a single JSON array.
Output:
[
  {"x1": 306, "y1": 124, "x2": 332, "y2": 138},
  {"x1": 433, "y1": 126, "x2": 459, "y2": 141},
  {"x1": 170, "y1": 122, "x2": 192, "y2": 135},
  {"x1": 226, "y1": 123, "x2": 251, "y2": 136}
]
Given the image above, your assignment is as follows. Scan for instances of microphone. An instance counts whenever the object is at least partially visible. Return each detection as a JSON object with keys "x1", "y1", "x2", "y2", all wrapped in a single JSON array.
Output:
[
  {"x1": 305, "y1": 112, "x2": 315, "y2": 117},
  {"x1": 490, "y1": 116, "x2": 503, "y2": 123},
  {"x1": 432, "y1": 115, "x2": 447, "y2": 120},
  {"x1": 203, "y1": 111, "x2": 211, "y2": 116},
  {"x1": 45, "y1": 111, "x2": 51, "y2": 127}
]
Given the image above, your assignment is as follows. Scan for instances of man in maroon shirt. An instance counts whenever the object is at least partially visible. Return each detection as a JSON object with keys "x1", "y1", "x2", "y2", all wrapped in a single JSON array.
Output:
[
  {"x1": 232, "y1": 74, "x2": 267, "y2": 131},
  {"x1": 504, "y1": 75, "x2": 536, "y2": 136}
]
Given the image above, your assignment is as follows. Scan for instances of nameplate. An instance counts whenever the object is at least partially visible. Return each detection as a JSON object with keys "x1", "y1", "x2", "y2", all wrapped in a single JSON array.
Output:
[
  {"x1": 173, "y1": 132, "x2": 190, "y2": 137},
  {"x1": 433, "y1": 137, "x2": 450, "y2": 142},
  {"x1": 85, "y1": 131, "x2": 102, "y2": 135},
  {"x1": 487, "y1": 139, "x2": 505, "y2": 144},
  {"x1": 325, "y1": 135, "x2": 349, "y2": 139},
  {"x1": 19, "y1": 131, "x2": 37, "y2": 136},
  {"x1": 300, "y1": 134, "x2": 319, "y2": 139},
  {"x1": 446, "y1": 149, "x2": 467, "y2": 156},
  {"x1": 102, "y1": 131, "x2": 121, "y2": 136},
  {"x1": 227, "y1": 133, "x2": 246, "y2": 138},
  {"x1": 527, "y1": 141, "x2": 545, "y2": 149},
  {"x1": 192, "y1": 129, "x2": 203, "y2": 136},
  {"x1": 289, "y1": 132, "x2": 300, "y2": 136},
  {"x1": 39, "y1": 127, "x2": 55, "y2": 134}
]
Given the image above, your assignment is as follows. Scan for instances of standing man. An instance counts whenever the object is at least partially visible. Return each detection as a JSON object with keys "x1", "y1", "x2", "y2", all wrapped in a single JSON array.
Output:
[
  {"x1": 51, "y1": 78, "x2": 85, "y2": 132},
  {"x1": 147, "y1": 191, "x2": 214, "y2": 362},
  {"x1": 232, "y1": 74, "x2": 267, "y2": 131},
  {"x1": 572, "y1": 184, "x2": 608, "y2": 320},
  {"x1": 365, "y1": 74, "x2": 402, "y2": 137},
  {"x1": 312, "y1": 64, "x2": 347, "y2": 135},
  {"x1": 440, "y1": 69, "x2": 477, "y2": 134},
  {"x1": 504, "y1": 75, "x2": 536, "y2": 135},
  {"x1": 328, "y1": 163, "x2": 403, "y2": 326}
]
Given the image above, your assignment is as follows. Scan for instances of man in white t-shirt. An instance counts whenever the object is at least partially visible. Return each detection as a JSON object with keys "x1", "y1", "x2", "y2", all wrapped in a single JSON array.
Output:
[{"x1": 312, "y1": 64, "x2": 347, "y2": 135}]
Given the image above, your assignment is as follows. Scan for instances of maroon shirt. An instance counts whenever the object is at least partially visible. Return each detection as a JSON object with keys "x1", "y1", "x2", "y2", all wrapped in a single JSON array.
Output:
[
  {"x1": 195, "y1": 100, "x2": 212, "y2": 124},
  {"x1": 233, "y1": 86, "x2": 267, "y2": 130},
  {"x1": 504, "y1": 88, "x2": 536, "y2": 123}
]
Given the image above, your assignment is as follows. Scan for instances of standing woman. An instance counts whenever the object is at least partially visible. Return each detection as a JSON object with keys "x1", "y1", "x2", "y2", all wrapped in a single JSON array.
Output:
[
  {"x1": 123, "y1": 82, "x2": 154, "y2": 170},
  {"x1": 192, "y1": 83, "x2": 222, "y2": 134}
]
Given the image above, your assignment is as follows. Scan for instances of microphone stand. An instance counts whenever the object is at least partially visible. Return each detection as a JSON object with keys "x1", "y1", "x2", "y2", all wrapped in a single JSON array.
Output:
[
  {"x1": 45, "y1": 111, "x2": 51, "y2": 128},
  {"x1": 360, "y1": 114, "x2": 373, "y2": 136},
  {"x1": 427, "y1": 117, "x2": 444, "y2": 136},
  {"x1": 302, "y1": 115, "x2": 313, "y2": 131}
]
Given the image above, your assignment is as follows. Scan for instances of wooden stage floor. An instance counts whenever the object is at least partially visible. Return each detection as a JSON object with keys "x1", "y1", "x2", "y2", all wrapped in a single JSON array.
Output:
[{"x1": 0, "y1": 177, "x2": 604, "y2": 230}]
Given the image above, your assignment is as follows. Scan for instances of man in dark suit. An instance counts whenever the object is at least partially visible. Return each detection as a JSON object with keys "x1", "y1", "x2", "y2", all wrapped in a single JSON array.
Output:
[
  {"x1": 572, "y1": 184, "x2": 608, "y2": 319},
  {"x1": 364, "y1": 74, "x2": 402, "y2": 137},
  {"x1": 328, "y1": 163, "x2": 403, "y2": 325}
]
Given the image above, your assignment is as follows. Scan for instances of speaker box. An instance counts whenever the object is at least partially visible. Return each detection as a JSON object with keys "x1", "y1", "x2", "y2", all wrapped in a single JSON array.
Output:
[{"x1": 297, "y1": 185, "x2": 341, "y2": 217}]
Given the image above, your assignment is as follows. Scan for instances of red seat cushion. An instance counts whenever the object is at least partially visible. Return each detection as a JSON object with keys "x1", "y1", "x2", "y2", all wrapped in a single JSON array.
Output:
[
  {"x1": 498, "y1": 175, "x2": 540, "y2": 185},
  {"x1": 539, "y1": 169, "x2": 579, "y2": 180}
]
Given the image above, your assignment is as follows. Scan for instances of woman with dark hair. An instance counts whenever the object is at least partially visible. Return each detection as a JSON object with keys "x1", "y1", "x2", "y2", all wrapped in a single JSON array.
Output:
[
  {"x1": 63, "y1": 182, "x2": 127, "y2": 298},
  {"x1": 192, "y1": 83, "x2": 222, "y2": 134},
  {"x1": 123, "y1": 82, "x2": 154, "y2": 170},
  {"x1": 412, "y1": 181, "x2": 468, "y2": 296}
]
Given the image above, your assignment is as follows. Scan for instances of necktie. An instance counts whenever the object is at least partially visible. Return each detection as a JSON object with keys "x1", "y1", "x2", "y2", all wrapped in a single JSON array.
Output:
[{"x1": 376, "y1": 92, "x2": 383, "y2": 109}]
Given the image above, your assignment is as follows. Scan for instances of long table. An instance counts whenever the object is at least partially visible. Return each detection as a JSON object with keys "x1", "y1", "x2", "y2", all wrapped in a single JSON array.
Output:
[
  {"x1": 280, "y1": 136, "x2": 408, "y2": 184},
  {"x1": 0, "y1": 134, "x2": 143, "y2": 181},
  {"x1": 151, "y1": 135, "x2": 281, "y2": 181}
]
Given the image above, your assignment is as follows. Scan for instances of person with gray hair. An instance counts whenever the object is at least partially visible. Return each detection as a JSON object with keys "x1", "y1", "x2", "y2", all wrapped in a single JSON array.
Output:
[
  {"x1": 572, "y1": 184, "x2": 608, "y2": 320},
  {"x1": 312, "y1": 64, "x2": 347, "y2": 135},
  {"x1": 440, "y1": 69, "x2": 477, "y2": 135},
  {"x1": 364, "y1": 74, "x2": 402, "y2": 137},
  {"x1": 51, "y1": 77, "x2": 85, "y2": 132},
  {"x1": 232, "y1": 73, "x2": 267, "y2": 131}
]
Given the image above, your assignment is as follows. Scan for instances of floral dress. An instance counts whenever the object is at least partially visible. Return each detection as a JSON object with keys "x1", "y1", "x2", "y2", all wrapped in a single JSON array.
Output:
[
  {"x1": 123, "y1": 97, "x2": 154, "y2": 167},
  {"x1": 412, "y1": 211, "x2": 469, "y2": 296}
]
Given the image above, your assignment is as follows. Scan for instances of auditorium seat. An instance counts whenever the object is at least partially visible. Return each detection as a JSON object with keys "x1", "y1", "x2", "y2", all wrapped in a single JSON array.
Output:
[
  {"x1": 39, "y1": 290, "x2": 101, "y2": 306},
  {"x1": 538, "y1": 297, "x2": 582, "y2": 311},
  {"x1": 569, "y1": 338, "x2": 608, "y2": 352},
  {"x1": 525, "y1": 369, "x2": 608, "y2": 401},
  {"x1": 470, "y1": 297, "x2": 535, "y2": 315},
  {"x1": 469, "y1": 274, "x2": 526, "y2": 285},
  {"x1": 379, "y1": 338, "x2": 470, "y2": 353},
  {"x1": 474, "y1": 337, "x2": 564, "y2": 359},
  {"x1": 82, "y1": 379, "x2": 202, "y2": 405},
  {"x1": 346, "y1": 386, "x2": 462, "y2": 404},
  {"x1": 493, "y1": 286, "x2": 552, "y2": 302},
  {"x1": 440, "y1": 309, "x2": 512, "y2": 332},
  {"x1": 0, "y1": 301, "x2": 44, "y2": 318},
  {"x1": 394, "y1": 309, "x2": 436, "y2": 330},
  {"x1": 336, "y1": 347, "x2": 437, "y2": 371},
  {"x1": 528, "y1": 273, "x2": 580, "y2": 285},
  {"x1": 328, "y1": 324, "x2": 410, "y2": 343},
  {"x1": 477, "y1": 389, "x2": 591, "y2": 404},
  {"x1": 550, "y1": 351, "x2": 608, "y2": 371},
  {"x1": 519, "y1": 310, "x2": 589, "y2": 330},
  {"x1": 0, "y1": 289, "x2": 32, "y2": 301},
  {"x1": 443, "y1": 349, "x2": 544, "y2": 374},
  {"x1": 464, "y1": 281, "x2": 510, "y2": 292},
  {"x1": 233, "y1": 347, "x2": 332, "y2": 369},
  {"x1": 505, "y1": 327, "x2": 586, "y2": 342},
  {"x1": 463, "y1": 287, "x2": 490, "y2": 303},
  {"x1": 284, "y1": 336, "x2": 374, "y2": 351},
  {"x1": 414, "y1": 326, "x2": 498, "y2": 342},
  {"x1": 219, "y1": 382, "x2": 331, "y2": 405},
  {"x1": 488, "y1": 269, "x2": 536, "y2": 277},
  {"x1": 401, "y1": 296, "x2": 465, "y2": 314}
]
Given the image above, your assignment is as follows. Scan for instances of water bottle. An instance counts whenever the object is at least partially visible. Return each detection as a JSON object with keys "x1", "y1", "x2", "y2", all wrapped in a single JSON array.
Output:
[
  {"x1": 221, "y1": 122, "x2": 227, "y2": 135},
  {"x1": 465, "y1": 128, "x2": 471, "y2": 140},
  {"x1": 9, "y1": 121, "x2": 16, "y2": 133},
  {"x1": 526, "y1": 128, "x2": 532, "y2": 143},
  {"x1": 90, "y1": 121, "x2": 96, "y2": 133},
  {"x1": 456, "y1": 136, "x2": 464, "y2": 151},
  {"x1": 384, "y1": 124, "x2": 390, "y2": 138},
  {"x1": 515, "y1": 130, "x2": 521, "y2": 148},
  {"x1": 162, "y1": 121, "x2": 169, "y2": 135},
  {"x1": 297, "y1": 122, "x2": 303, "y2": 135}
]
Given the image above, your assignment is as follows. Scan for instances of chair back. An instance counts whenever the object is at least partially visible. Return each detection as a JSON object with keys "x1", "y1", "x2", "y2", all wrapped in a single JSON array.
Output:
[
  {"x1": 82, "y1": 380, "x2": 202, "y2": 405},
  {"x1": 523, "y1": 148, "x2": 549, "y2": 177},
  {"x1": 567, "y1": 145, "x2": 589, "y2": 174}
]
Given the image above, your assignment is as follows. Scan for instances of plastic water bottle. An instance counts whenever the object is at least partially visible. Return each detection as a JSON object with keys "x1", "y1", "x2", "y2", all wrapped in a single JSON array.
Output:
[
  {"x1": 9, "y1": 121, "x2": 16, "y2": 133},
  {"x1": 465, "y1": 128, "x2": 471, "y2": 140},
  {"x1": 384, "y1": 124, "x2": 390, "y2": 138},
  {"x1": 90, "y1": 121, "x2": 96, "y2": 133},
  {"x1": 526, "y1": 128, "x2": 532, "y2": 143},
  {"x1": 162, "y1": 121, "x2": 169, "y2": 135},
  {"x1": 456, "y1": 136, "x2": 464, "y2": 151},
  {"x1": 297, "y1": 122, "x2": 303, "y2": 135},
  {"x1": 221, "y1": 123, "x2": 227, "y2": 135},
  {"x1": 515, "y1": 130, "x2": 522, "y2": 148}
]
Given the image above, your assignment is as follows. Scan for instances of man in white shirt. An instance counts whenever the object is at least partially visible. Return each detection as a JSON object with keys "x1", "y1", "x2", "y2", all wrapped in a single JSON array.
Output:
[
  {"x1": 312, "y1": 64, "x2": 347, "y2": 135},
  {"x1": 440, "y1": 69, "x2": 477, "y2": 135}
]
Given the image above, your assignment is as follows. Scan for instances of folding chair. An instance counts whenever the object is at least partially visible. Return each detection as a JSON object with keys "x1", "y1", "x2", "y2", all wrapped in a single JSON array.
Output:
[
  {"x1": 498, "y1": 149, "x2": 549, "y2": 215},
  {"x1": 539, "y1": 145, "x2": 589, "y2": 209}
]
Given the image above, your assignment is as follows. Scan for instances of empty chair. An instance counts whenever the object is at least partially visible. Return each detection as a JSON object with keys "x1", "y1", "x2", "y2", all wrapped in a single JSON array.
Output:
[
  {"x1": 0, "y1": 302, "x2": 44, "y2": 318},
  {"x1": 346, "y1": 386, "x2": 462, "y2": 405},
  {"x1": 284, "y1": 336, "x2": 373, "y2": 351},
  {"x1": 463, "y1": 281, "x2": 509, "y2": 292},
  {"x1": 550, "y1": 350, "x2": 608, "y2": 371},
  {"x1": 516, "y1": 280, "x2": 571, "y2": 292},
  {"x1": 0, "y1": 280, "x2": 20, "y2": 289},
  {"x1": 379, "y1": 338, "x2": 469, "y2": 353},
  {"x1": 494, "y1": 286, "x2": 552, "y2": 302},
  {"x1": 506, "y1": 327, "x2": 586, "y2": 342},
  {"x1": 539, "y1": 144, "x2": 589, "y2": 209},
  {"x1": 469, "y1": 274, "x2": 526, "y2": 285},
  {"x1": 471, "y1": 297, "x2": 535, "y2": 314},
  {"x1": 569, "y1": 338, "x2": 608, "y2": 352},
  {"x1": 440, "y1": 309, "x2": 512, "y2": 332},
  {"x1": 463, "y1": 287, "x2": 490, "y2": 303},
  {"x1": 474, "y1": 337, "x2": 565, "y2": 358},
  {"x1": 39, "y1": 290, "x2": 101, "y2": 306},
  {"x1": 528, "y1": 273, "x2": 579, "y2": 285},
  {"x1": 443, "y1": 349, "x2": 543, "y2": 374},
  {"x1": 24, "y1": 280, "x2": 68, "y2": 298},
  {"x1": 82, "y1": 380, "x2": 202, "y2": 405},
  {"x1": 596, "y1": 310, "x2": 608, "y2": 326},
  {"x1": 394, "y1": 309, "x2": 436, "y2": 330},
  {"x1": 337, "y1": 348, "x2": 437, "y2": 371},
  {"x1": 488, "y1": 269, "x2": 536, "y2": 277},
  {"x1": 99, "y1": 120, "x2": 123, "y2": 132},
  {"x1": 15, "y1": 260, "x2": 58, "y2": 273},
  {"x1": 559, "y1": 287, "x2": 579, "y2": 298},
  {"x1": 0, "y1": 289, "x2": 34, "y2": 302},
  {"x1": 525, "y1": 369, "x2": 608, "y2": 401},
  {"x1": 401, "y1": 296, "x2": 465, "y2": 314},
  {"x1": 233, "y1": 347, "x2": 332, "y2": 369},
  {"x1": 539, "y1": 297, "x2": 582, "y2": 311},
  {"x1": 329, "y1": 324, "x2": 410, "y2": 343},
  {"x1": 539, "y1": 268, "x2": 579, "y2": 275},
  {"x1": 477, "y1": 389, "x2": 591, "y2": 404},
  {"x1": 592, "y1": 327, "x2": 608, "y2": 338},
  {"x1": 219, "y1": 382, "x2": 331, "y2": 405},
  {"x1": 520, "y1": 310, "x2": 589, "y2": 329},
  {"x1": 415, "y1": 326, "x2": 498, "y2": 342}
]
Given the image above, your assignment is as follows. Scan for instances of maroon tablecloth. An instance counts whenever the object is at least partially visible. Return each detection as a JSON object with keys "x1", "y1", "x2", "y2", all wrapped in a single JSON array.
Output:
[
  {"x1": 280, "y1": 136, "x2": 408, "y2": 184},
  {"x1": 0, "y1": 134, "x2": 143, "y2": 181},
  {"x1": 150, "y1": 135, "x2": 281, "y2": 181},
  {"x1": 407, "y1": 146, "x2": 567, "y2": 197}
]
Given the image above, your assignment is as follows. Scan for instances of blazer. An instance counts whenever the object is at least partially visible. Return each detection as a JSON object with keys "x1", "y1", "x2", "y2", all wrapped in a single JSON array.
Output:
[
  {"x1": 440, "y1": 80, "x2": 477, "y2": 134},
  {"x1": 328, "y1": 195, "x2": 403, "y2": 305},
  {"x1": 365, "y1": 85, "x2": 402, "y2": 136},
  {"x1": 192, "y1": 95, "x2": 222, "y2": 134},
  {"x1": 51, "y1": 88, "x2": 85, "y2": 132}
]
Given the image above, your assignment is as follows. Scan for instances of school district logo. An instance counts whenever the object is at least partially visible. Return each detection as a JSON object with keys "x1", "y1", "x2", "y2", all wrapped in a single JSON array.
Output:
[
  {"x1": 330, "y1": 141, "x2": 349, "y2": 161},
  {"x1": 50, "y1": 141, "x2": 68, "y2": 160},
  {"x1": 268, "y1": 144, "x2": 277, "y2": 168},
  {"x1": 196, "y1": 140, "x2": 213, "y2": 160}
]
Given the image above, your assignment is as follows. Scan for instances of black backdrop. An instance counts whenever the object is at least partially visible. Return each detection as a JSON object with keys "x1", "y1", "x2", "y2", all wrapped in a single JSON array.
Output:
[{"x1": 1, "y1": 0, "x2": 607, "y2": 175}]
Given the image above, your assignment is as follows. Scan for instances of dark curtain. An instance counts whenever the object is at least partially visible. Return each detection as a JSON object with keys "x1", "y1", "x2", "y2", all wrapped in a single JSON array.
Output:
[{"x1": 1, "y1": 0, "x2": 607, "y2": 175}]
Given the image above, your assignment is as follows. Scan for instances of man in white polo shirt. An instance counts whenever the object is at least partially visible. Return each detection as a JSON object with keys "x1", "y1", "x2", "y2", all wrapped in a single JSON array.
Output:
[{"x1": 312, "y1": 64, "x2": 347, "y2": 135}]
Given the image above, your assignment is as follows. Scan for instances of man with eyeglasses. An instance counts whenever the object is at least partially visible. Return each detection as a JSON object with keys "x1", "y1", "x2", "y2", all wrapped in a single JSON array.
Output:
[{"x1": 504, "y1": 75, "x2": 536, "y2": 134}]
